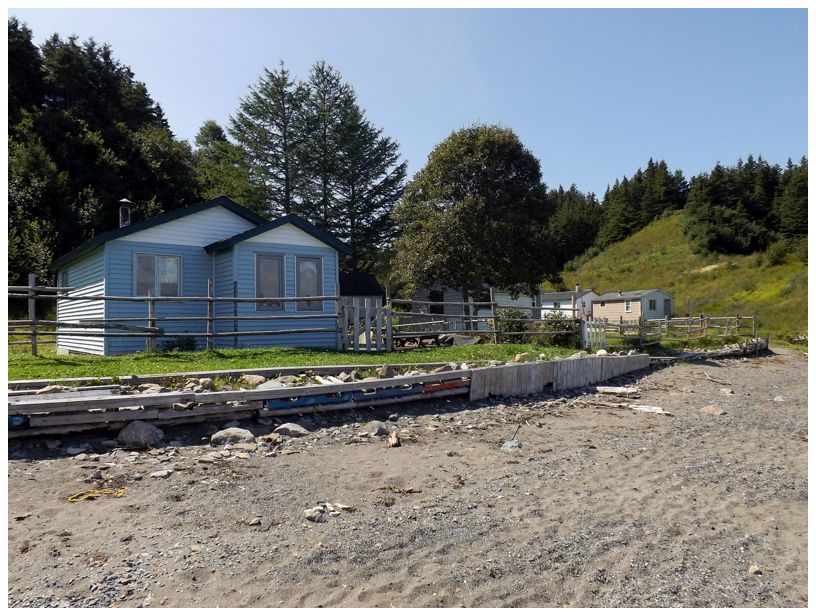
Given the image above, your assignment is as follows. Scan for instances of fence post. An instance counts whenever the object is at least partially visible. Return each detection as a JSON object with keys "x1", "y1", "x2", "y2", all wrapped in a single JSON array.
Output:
[
  {"x1": 233, "y1": 281, "x2": 238, "y2": 350},
  {"x1": 147, "y1": 291, "x2": 155, "y2": 352},
  {"x1": 206, "y1": 278, "x2": 214, "y2": 351},
  {"x1": 353, "y1": 301, "x2": 360, "y2": 352},
  {"x1": 385, "y1": 299, "x2": 393, "y2": 352},
  {"x1": 363, "y1": 297, "x2": 372, "y2": 350},
  {"x1": 490, "y1": 287, "x2": 500, "y2": 344},
  {"x1": 28, "y1": 273, "x2": 38, "y2": 356},
  {"x1": 375, "y1": 303, "x2": 383, "y2": 351}
]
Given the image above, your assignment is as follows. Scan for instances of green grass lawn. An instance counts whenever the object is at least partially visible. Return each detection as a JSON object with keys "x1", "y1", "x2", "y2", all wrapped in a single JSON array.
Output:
[{"x1": 8, "y1": 342, "x2": 575, "y2": 382}]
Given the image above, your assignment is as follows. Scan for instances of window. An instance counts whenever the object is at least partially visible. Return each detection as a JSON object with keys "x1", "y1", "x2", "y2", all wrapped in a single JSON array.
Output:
[
  {"x1": 553, "y1": 301, "x2": 561, "y2": 310},
  {"x1": 256, "y1": 254, "x2": 284, "y2": 311},
  {"x1": 649, "y1": 299, "x2": 657, "y2": 311},
  {"x1": 600, "y1": 301, "x2": 606, "y2": 307},
  {"x1": 624, "y1": 299, "x2": 632, "y2": 312},
  {"x1": 296, "y1": 256, "x2": 323, "y2": 311},
  {"x1": 135, "y1": 254, "x2": 180, "y2": 297},
  {"x1": 60, "y1": 269, "x2": 69, "y2": 288}
]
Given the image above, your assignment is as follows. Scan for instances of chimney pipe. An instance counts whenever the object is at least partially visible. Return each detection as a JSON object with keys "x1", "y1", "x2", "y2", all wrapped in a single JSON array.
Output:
[
  {"x1": 119, "y1": 198, "x2": 133, "y2": 228},
  {"x1": 618, "y1": 290, "x2": 622, "y2": 297}
]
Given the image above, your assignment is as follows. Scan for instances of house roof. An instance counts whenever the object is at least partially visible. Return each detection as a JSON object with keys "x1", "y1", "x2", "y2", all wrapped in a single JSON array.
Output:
[
  {"x1": 51, "y1": 196, "x2": 266, "y2": 270},
  {"x1": 538, "y1": 289, "x2": 596, "y2": 301},
  {"x1": 594, "y1": 289, "x2": 673, "y2": 301},
  {"x1": 204, "y1": 213, "x2": 351, "y2": 255},
  {"x1": 339, "y1": 272, "x2": 384, "y2": 297}
]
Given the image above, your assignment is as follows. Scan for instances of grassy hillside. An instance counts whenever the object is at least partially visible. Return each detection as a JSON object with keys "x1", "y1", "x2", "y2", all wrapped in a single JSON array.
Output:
[{"x1": 566, "y1": 212, "x2": 807, "y2": 340}]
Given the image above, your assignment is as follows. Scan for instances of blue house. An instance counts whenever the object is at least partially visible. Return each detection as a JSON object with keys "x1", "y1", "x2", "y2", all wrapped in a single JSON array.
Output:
[{"x1": 51, "y1": 196, "x2": 351, "y2": 355}]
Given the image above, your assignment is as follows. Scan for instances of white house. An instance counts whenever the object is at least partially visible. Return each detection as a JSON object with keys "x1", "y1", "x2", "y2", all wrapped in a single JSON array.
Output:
[{"x1": 538, "y1": 288, "x2": 599, "y2": 318}]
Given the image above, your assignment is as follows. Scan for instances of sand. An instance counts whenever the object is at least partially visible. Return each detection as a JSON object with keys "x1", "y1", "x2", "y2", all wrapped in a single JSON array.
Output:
[{"x1": 7, "y1": 351, "x2": 807, "y2": 607}]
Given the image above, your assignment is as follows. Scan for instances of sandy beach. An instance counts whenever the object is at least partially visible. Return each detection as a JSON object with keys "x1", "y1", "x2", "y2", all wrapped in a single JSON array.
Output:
[{"x1": 7, "y1": 351, "x2": 807, "y2": 608}]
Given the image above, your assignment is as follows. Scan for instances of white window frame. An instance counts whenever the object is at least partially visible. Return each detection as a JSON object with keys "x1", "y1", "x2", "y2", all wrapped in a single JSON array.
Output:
[
  {"x1": 133, "y1": 253, "x2": 182, "y2": 297},
  {"x1": 296, "y1": 255, "x2": 324, "y2": 312},
  {"x1": 255, "y1": 252, "x2": 285, "y2": 312},
  {"x1": 624, "y1": 299, "x2": 632, "y2": 312}
]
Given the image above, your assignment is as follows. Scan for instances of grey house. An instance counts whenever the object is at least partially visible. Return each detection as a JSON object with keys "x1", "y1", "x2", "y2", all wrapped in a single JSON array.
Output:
[{"x1": 51, "y1": 196, "x2": 351, "y2": 355}]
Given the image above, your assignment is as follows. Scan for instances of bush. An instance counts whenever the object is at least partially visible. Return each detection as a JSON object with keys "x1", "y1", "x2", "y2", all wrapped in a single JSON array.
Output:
[
  {"x1": 531, "y1": 311, "x2": 580, "y2": 347},
  {"x1": 764, "y1": 239, "x2": 790, "y2": 266},
  {"x1": 159, "y1": 336, "x2": 198, "y2": 352},
  {"x1": 495, "y1": 307, "x2": 530, "y2": 344}
]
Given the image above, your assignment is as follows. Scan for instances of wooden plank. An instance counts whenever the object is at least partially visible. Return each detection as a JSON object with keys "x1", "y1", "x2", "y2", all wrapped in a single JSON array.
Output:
[
  {"x1": 353, "y1": 304, "x2": 360, "y2": 351},
  {"x1": 28, "y1": 408, "x2": 160, "y2": 427},
  {"x1": 157, "y1": 401, "x2": 263, "y2": 419},
  {"x1": 8, "y1": 387, "x2": 121, "y2": 401},
  {"x1": 9, "y1": 392, "x2": 195, "y2": 415},
  {"x1": 363, "y1": 298, "x2": 372, "y2": 350},
  {"x1": 375, "y1": 307, "x2": 383, "y2": 351}
]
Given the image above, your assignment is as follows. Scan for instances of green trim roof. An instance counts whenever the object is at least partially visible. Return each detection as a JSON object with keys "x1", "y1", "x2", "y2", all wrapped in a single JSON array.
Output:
[
  {"x1": 51, "y1": 196, "x2": 266, "y2": 270},
  {"x1": 204, "y1": 213, "x2": 351, "y2": 255}
]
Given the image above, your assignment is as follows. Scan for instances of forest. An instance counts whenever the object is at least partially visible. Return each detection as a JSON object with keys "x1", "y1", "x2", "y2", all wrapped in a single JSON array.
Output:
[{"x1": 8, "y1": 18, "x2": 808, "y2": 294}]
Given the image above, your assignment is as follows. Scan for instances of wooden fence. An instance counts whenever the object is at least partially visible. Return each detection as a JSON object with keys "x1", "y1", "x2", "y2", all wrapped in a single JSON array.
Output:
[{"x1": 581, "y1": 315, "x2": 757, "y2": 349}]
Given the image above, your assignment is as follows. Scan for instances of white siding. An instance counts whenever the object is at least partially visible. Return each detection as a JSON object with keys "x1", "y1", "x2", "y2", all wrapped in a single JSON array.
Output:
[
  {"x1": 248, "y1": 223, "x2": 331, "y2": 248},
  {"x1": 123, "y1": 206, "x2": 256, "y2": 246},
  {"x1": 56, "y1": 248, "x2": 105, "y2": 355}
]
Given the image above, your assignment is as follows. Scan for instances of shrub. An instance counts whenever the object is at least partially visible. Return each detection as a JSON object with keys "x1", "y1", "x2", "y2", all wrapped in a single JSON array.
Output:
[
  {"x1": 532, "y1": 311, "x2": 580, "y2": 347},
  {"x1": 495, "y1": 307, "x2": 530, "y2": 344},
  {"x1": 764, "y1": 240, "x2": 790, "y2": 267},
  {"x1": 159, "y1": 336, "x2": 198, "y2": 352}
]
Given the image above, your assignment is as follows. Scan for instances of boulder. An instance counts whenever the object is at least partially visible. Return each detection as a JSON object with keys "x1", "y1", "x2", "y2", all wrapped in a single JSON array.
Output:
[
  {"x1": 501, "y1": 439, "x2": 522, "y2": 453},
  {"x1": 256, "y1": 379, "x2": 287, "y2": 391},
  {"x1": 569, "y1": 351, "x2": 588, "y2": 359},
  {"x1": 117, "y1": 421, "x2": 165, "y2": 449},
  {"x1": 274, "y1": 423, "x2": 311, "y2": 437},
  {"x1": 240, "y1": 374, "x2": 267, "y2": 387},
  {"x1": 137, "y1": 383, "x2": 169, "y2": 394},
  {"x1": 700, "y1": 404, "x2": 726, "y2": 416},
  {"x1": 198, "y1": 378, "x2": 214, "y2": 390},
  {"x1": 211, "y1": 427, "x2": 256, "y2": 446},
  {"x1": 377, "y1": 364, "x2": 396, "y2": 379},
  {"x1": 596, "y1": 349, "x2": 608, "y2": 356},
  {"x1": 363, "y1": 421, "x2": 389, "y2": 437},
  {"x1": 432, "y1": 364, "x2": 453, "y2": 374},
  {"x1": 514, "y1": 352, "x2": 531, "y2": 363}
]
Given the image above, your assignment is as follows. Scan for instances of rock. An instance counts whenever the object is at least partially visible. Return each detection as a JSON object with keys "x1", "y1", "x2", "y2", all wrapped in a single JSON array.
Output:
[
  {"x1": 222, "y1": 420, "x2": 241, "y2": 429},
  {"x1": 720, "y1": 388, "x2": 735, "y2": 395},
  {"x1": 74, "y1": 453, "x2": 89, "y2": 461},
  {"x1": 117, "y1": 421, "x2": 165, "y2": 449},
  {"x1": 513, "y1": 352, "x2": 530, "y2": 362},
  {"x1": 387, "y1": 432, "x2": 401, "y2": 448},
  {"x1": 210, "y1": 428, "x2": 255, "y2": 446},
  {"x1": 596, "y1": 349, "x2": 608, "y2": 356},
  {"x1": 150, "y1": 469, "x2": 173, "y2": 479},
  {"x1": 259, "y1": 433, "x2": 281, "y2": 445},
  {"x1": 699, "y1": 404, "x2": 726, "y2": 416},
  {"x1": 65, "y1": 446, "x2": 87, "y2": 455},
  {"x1": 569, "y1": 351, "x2": 588, "y2": 359},
  {"x1": 432, "y1": 364, "x2": 453, "y2": 374},
  {"x1": 172, "y1": 402, "x2": 195, "y2": 411},
  {"x1": 377, "y1": 364, "x2": 396, "y2": 379},
  {"x1": 748, "y1": 564, "x2": 762, "y2": 575},
  {"x1": 501, "y1": 439, "x2": 522, "y2": 453},
  {"x1": 257, "y1": 417, "x2": 275, "y2": 426},
  {"x1": 627, "y1": 349, "x2": 636, "y2": 356},
  {"x1": 388, "y1": 413, "x2": 400, "y2": 422},
  {"x1": 773, "y1": 395, "x2": 785, "y2": 402},
  {"x1": 137, "y1": 383, "x2": 170, "y2": 394},
  {"x1": 90, "y1": 470, "x2": 103, "y2": 480},
  {"x1": 274, "y1": 423, "x2": 310, "y2": 437},
  {"x1": 232, "y1": 442, "x2": 257, "y2": 452},
  {"x1": 246, "y1": 517, "x2": 262, "y2": 526},
  {"x1": 240, "y1": 374, "x2": 267, "y2": 387},
  {"x1": 100, "y1": 439, "x2": 118, "y2": 449},
  {"x1": 36, "y1": 384, "x2": 74, "y2": 395},
  {"x1": 256, "y1": 379, "x2": 287, "y2": 391},
  {"x1": 363, "y1": 421, "x2": 389, "y2": 436},
  {"x1": 198, "y1": 378, "x2": 214, "y2": 390},
  {"x1": 303, "y1": 507, "x2": 324, "y2": 522},
  {"x1": 44, "y1": 440, "x2": 61, "y2": 451}
]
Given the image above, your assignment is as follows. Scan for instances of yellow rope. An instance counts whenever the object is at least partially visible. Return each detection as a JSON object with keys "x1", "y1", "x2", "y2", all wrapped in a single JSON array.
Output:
[{"x1": 67, "y1": 487, "x2": 127, "y2": 502}]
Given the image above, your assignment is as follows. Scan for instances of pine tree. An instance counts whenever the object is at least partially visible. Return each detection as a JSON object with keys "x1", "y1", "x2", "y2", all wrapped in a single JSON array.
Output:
[
  {"x1": 774, "y1": 157, "x2": 808, "y2": 237},
  {"x1": 333, "y1": 96, "x2": 407, "y2": 272},
  {"x1": 229, "y1": 61, "x2": 309, "y2": 217}
]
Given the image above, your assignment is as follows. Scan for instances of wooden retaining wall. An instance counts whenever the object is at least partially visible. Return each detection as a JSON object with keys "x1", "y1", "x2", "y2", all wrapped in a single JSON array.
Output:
[{"x1": 8, "y1": 355, "x2": 651, "y2": 438}]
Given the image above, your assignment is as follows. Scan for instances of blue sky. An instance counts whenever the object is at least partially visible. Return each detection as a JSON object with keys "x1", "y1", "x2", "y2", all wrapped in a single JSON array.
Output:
[{"x1": 10, "y1": 8, "x2": 807, "y2": 196}]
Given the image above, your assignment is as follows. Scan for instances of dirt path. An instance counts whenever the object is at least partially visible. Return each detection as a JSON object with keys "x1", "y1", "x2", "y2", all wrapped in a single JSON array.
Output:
[{"x1": 7, "y1": 353, "x2": 808, "y2": 608}]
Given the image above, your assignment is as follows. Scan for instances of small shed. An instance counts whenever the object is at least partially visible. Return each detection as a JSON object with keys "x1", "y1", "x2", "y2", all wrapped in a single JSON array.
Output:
[
  {"x1": 592, "y1": 289, "x2": 674, "y2": 322},
  {"x1": 339, "y1": 272, "x2": 385, "y2": 310}
]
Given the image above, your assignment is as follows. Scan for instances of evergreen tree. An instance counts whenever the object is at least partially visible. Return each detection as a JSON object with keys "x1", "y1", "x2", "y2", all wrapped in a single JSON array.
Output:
[
  {"x1": 193, "y1": 120, "x2": 264, "y2": 212},
  {"x1": 774, "y1": 157, "x2": 808, "y2": 237},
  {"x1": 229, "y1": 61, "x2": 309, "y2": 217},
  {"x1": 333, "y1": 96, "x2": 407, "y2": 272},
  {"x1": 546, "y1": 185, "x2": 602, "y2": 267}
]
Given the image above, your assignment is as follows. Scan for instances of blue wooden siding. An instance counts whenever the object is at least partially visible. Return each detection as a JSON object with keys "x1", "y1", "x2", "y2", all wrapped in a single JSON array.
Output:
[
  {"x1": 105, "y1": 240, "x2": 212, "y2": 355},
  {"x1": 230, "y1": 241, "x2": 338, "y2": 349},
  {"x1": 56, "y1": 247, "x2": 106, "y2": 355},
  {"x1": 213, "y1": 248, "x2": 236, "y2": 349}
]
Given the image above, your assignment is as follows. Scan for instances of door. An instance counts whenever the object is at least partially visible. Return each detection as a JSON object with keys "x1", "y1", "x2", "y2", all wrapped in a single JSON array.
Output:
[{"x1": 663, "y1": 298, "x2": 672, "y2": 317}]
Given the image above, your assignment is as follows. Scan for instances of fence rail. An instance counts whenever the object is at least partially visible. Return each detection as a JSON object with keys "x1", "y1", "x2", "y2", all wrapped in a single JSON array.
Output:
[{"x1": 580, "y1": 315, "x2": 757, "y2": 349}]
